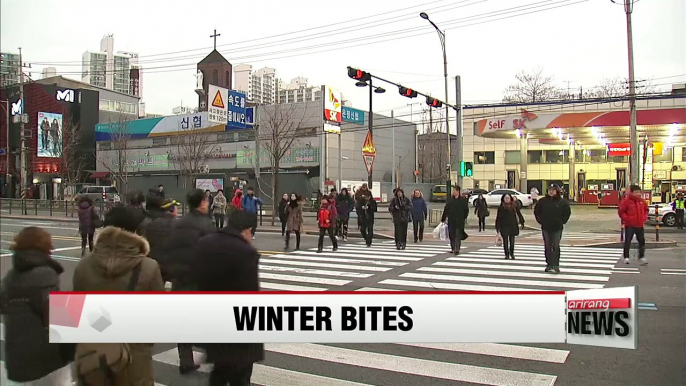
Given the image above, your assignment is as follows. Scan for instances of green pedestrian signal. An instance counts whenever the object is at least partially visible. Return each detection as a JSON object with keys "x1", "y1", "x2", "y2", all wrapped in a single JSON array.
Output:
[{"x1": 460, "y1": 162, "x2": 473, "y2": 177}]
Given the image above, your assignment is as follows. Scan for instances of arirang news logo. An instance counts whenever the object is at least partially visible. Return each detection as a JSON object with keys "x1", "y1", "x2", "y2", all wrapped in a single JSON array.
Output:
[{"x1": 567, "y1": 298, "x2": 630, "y2": 337}]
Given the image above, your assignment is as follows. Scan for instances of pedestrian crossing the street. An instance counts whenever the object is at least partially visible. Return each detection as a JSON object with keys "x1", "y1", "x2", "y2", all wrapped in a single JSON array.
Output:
[
  {"x1": 260, "y1": 242, "x2": 452, "y2": 292},
  {"x1": 367, "y1": 244, "x2": 626, "y2": 292}
]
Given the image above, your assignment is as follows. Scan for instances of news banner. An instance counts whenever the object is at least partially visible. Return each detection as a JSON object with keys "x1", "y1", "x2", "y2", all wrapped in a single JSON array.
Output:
[{"x1": 49, "y1": 287, "x2": 637, "y2": 349}]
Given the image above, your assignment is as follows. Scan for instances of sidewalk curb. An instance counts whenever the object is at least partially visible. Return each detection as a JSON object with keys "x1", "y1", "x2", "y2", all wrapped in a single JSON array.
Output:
[{"x1": 1, "y1": 214, "x2": 79, "y2": 222}]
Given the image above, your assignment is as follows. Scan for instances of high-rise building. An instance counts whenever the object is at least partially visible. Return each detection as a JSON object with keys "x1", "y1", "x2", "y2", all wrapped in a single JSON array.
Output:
[
  {"x1": 278, "y1": 77, "x2": 322, "y2": 104},
  {"x1": 41, "y1": 67, "x2": 57, "y2": 79},
  {"x1": 81, "y1": 35, "x2": 141, "y2": 97},
  {"x1": 0, "y1": 52, "x2": 21, "y2": 87},
  {"x1": 234, "y1": 64, "x2": 277, "y2": 104}
]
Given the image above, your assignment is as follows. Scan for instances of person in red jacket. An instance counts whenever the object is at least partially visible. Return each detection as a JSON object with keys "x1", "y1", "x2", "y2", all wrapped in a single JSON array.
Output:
[
  {"x1": 618, "y1": 184, "x2": 649, "y2": 265},
  {"x1": 231, "y1": 189, "x2": 243, "y2": 210},
  {"x1": 316, "y1": 197, "x2": 338, "y2": 253}
]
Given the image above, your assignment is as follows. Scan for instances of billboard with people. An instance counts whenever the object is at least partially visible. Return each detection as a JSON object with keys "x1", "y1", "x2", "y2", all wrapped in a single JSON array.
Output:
[{"x1": 37, "y1": 112, "x2": 63, "y2": 158}]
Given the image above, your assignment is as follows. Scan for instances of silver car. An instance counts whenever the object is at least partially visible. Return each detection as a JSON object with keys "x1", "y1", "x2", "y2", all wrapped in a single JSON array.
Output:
[
  {"x1": 77, "y1": 185, "x2": 121, "y2": 203},
  {"x1": 646, "y1": 203, "x2": 678, "y2": 227}
]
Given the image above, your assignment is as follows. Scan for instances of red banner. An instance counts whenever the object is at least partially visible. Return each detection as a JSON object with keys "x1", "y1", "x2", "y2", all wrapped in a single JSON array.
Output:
[{"x1": 607, "y1": 143, "x2": 631, "y2": 157}]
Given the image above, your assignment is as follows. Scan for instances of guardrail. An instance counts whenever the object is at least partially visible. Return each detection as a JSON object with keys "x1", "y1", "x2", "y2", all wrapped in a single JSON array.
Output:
[{"x1": 429, "y1": 208, "x2": 443, "y2": 226}]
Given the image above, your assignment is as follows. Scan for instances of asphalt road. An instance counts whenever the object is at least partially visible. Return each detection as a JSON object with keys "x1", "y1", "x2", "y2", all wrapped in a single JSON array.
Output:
[{"x1": 0, "y1": 216, "x2": 684, "y2": 385}]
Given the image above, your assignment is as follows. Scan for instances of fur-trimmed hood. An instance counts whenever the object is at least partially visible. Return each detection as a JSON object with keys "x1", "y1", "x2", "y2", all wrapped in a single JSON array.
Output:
[{"x1": 91, "y1": 226, "x2": 150, "y2": 278}]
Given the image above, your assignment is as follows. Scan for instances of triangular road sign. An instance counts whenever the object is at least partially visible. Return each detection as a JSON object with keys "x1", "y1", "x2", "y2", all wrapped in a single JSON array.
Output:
[
  {"x1": 363, "y1": 154, "x2": 375, "y2": 175},
  {"x1": 211, "y1": 90, "x2": 225, "y2": 108}
]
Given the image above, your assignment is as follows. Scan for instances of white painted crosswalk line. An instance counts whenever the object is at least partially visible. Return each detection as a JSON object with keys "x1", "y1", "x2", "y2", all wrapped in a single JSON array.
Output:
[
  {"x1": 433, "y1": 261, "x2": 612, "y2": 275},
  {"x1": 295, "y1": 250, "x2": 422, "y2": 262},
  {"x1": 400, "y1": 272, "x2": 604, "y2": 289},
  {"x1": 260, "y1": 282, "x2": 328, "y2": 291},
  {"x1": 417, "y1": 266, "x2": 610, "y2": 282},
  {"x1": 329, "y1": 246, "x2": 436, "y2": 257},
  {"x1": 269, "y1": 254, "x2": 406, "y2": 267},
  {"x1": 379, "y1": 279, "x2": 538, "y2": 292},
  {"x1": 259, "y1": 273, "x2": 351, "y2": 286},
  {"x1": 454, "y1": 254, "x2": 617, "y2": 268},
  {"x1": 260, "y1": 258, "x2": 392, "y2": 272},
  {"x1": 399, "y1": 343, "x2": 569, "y2": 363},
  {"x1": 267, "y1": 343, "x2": 558, "y2": 386},
  {"x1": 260, "y1": 264, "x2": 373, "y2": 279}
]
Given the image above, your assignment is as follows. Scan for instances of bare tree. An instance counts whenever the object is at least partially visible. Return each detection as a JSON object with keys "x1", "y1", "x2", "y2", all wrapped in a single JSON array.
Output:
[
  {"x1": 418, "y1": 108, "x2": 448, "y2": 183},
  {"x1": 169, "y1": 125, "x2": 217, "y2": 189},
  {"x1": 97, "y1": 112, "x2": 133, "y2": 194},
  {"x1": 257, "y1": 102, "x2": 310, "y2": 225},
  {"x1": 54, "y1": 120, "x2": 88, "y2": 200},
  {"x1": 584, "y1": 77, "x2": 657, "y2": 98},
  {"x1": 503, "y1": 68, "x2": 562, "y2": 103}
]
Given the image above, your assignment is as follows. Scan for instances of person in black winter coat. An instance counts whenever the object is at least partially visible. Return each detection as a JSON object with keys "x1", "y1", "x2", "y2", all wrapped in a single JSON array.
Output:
[
  {"x1": 495, "y1": 193, "x2": 525, "y2": 259},
  {"x1": 77, "y1": 195, "x2": 97, "y2": 256},
  {"x1": 534, "y1": 185, "x2": 571, "y2": 273},
  {"x1": 164, "y1": 189, "x2": 215, "y2": 374},
  {"x1": 441, "y1": 185, "x2": 469, "y2": 254},
  {"x1": 278, "y1": 193, "x2": 289, "y2": 236},
  {"x1": 195, "y1": 210, "x2": 264, "y2": 385},
  {"x1": 357, "y1": 194, "x2": 377, "y2": 247},
  {"x1": 144, "y1": 198, "x2": 179, "y2": 282},
  {"x1": 473, "y1": 194, "x2": 489, "y2": 232},
  {"x1": 389, "y1": 188, "x2": 413, "y2": 250},
  {"x1": 0, "y1": 227, "x2": 73, "y2": 384}
]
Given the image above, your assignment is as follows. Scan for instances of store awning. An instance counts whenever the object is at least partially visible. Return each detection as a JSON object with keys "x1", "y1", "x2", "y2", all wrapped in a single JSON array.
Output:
[{"x1": 90, "y1": 171, "x2": 110, "y2": 179}]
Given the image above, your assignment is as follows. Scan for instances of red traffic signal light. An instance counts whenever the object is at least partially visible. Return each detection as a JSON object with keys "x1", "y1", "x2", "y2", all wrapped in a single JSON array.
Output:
[
  {"x1": 399, "y1": 87, "x2": 418, "y2": 98},
  {"x1": 347, "y1": 66, "x2": 371, "y2": 82},
  {"x1": 426, "y1": 96, "x2": 443, "y2": 108}
]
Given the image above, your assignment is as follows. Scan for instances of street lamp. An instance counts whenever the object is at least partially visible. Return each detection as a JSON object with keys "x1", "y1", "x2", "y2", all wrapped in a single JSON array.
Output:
[{"x1": 419, "y1": 12, "x2": 452, "y2": 192}]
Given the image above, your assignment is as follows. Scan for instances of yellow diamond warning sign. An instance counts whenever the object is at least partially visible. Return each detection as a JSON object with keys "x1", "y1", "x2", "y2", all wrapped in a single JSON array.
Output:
[
  {"x1": 212, "y1": 90, "x2": 225, "y2": 108},
  {"x1": 362, "y1": 130, "x2": 376, "y2": 155}
]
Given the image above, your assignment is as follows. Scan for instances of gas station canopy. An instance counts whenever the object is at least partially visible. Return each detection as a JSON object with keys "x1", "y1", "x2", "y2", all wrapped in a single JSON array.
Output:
[{"x1": 476, "y1": 108, "x2": 686, "y2": 146}]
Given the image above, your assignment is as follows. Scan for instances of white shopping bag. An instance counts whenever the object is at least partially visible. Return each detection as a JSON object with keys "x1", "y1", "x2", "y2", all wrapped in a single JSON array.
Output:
[
  {"x1": 433, "y1": 223, "x2": 449, "y2": 241},
  {"x1": 495, "y1": 233, "x2": 503, "y2": 247}
]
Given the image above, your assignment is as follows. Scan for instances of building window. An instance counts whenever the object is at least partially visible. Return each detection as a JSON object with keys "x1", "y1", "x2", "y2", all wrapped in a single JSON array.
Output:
[
  {"x1": 504, "y1": 151, "x2": 521, "y2": 164},
  {"x1": 545, "y1": 150, "x2": 568, "y2": 163},
  {"x1": 528, "y1": 150, "x2": 543, "y2": 164},
  {"x1": 152, "y1": 138, "x2": 168, "y2": 147},
  {"x1": 682, "y1": 147, "x2": 686, "y2": 162},
  {"x1": 213, "y1": 70, "x2": 218, "y2": 85},
  {"x1": 589, "y1": 149, "x2": 606, "y2": 163},
  {"x1": 473, "y1": 122, "x2": 480, "y2": 136},
  {"x1": 654, "y1": 148, "x2": 673, "y2": 163},
  {"x1": 474, "y1": 151, "x2": 495, "y2": 164},
  {"x1": 226, "y1": 71, "x2": 230, "y2": 88}
]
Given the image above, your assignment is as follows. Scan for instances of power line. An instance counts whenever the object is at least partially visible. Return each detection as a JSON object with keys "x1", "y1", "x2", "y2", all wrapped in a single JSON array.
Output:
[{"x1": 34, "y1": 0, "x2": 582, "y2": 73}]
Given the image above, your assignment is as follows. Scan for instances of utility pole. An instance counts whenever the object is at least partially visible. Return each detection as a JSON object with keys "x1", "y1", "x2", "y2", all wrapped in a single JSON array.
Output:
[
  {"x1": 391, "y1": 110, "x2": 396, "y2": 189},
  {"x1": 454, "y1": 76, "x2": 463, "y2": 187},
  {"x1": 614, "y1": 0, "x2": 638, "y2": 185},
  {"x1": 367, "y1": 77, "x2": 374, "y2": 188},
  {"x1": 407, "y1": 102, "x2": 420, "y2": 183},
  {"x1": 18, "y1": 48, "x2": 27, "y2": 201},
  {"x1": 429, "y1": 108, "x2": 434, "y2": 182},
  {"x1": 254, "y1": 105, "x2": 260, "y2": 197}
]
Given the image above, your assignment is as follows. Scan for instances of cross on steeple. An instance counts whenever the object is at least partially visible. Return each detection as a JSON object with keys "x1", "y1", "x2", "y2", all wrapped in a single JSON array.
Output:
[{"x1": 210, "y1": 29, "x2": 221, "y2": 50}]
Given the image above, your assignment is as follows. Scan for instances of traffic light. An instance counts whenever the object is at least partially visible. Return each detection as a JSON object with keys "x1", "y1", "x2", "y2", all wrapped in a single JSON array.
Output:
[
  {"x1": 460, "y1": 161, "x2": 473, "y2": 177},
  {"x1": 426, "y1": 96, "x2": 443, "y2": 108},
  {"x1": 398, "y1": 86, "x2": 418, "y2": 98},
  {"x1": 347, "y1": 66, "x2": 371, "y2": 82}
]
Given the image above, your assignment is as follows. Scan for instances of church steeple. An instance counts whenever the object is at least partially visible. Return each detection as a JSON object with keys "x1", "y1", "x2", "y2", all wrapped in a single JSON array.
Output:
[{"x1": 196, "y1": 30, "x2": 232, "y2": 111}]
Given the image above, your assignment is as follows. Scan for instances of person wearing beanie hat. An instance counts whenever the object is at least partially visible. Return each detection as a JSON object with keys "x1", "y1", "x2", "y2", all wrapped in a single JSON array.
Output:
[
  {"x1": 389, "y1": 188, "x2": 413, "y2": 250},
  {"x1": 534, "y1": 184, "x2": 571, "y2": 274}
]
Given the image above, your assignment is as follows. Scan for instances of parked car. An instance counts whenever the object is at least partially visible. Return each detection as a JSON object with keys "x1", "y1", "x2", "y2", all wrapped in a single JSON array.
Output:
[
  {"x1": 646, "y1": 203, "x2": 677, "y2": 227},
  {"x1": 430, "y1": 184, "x2": 448, "y2": 202},
  {"x1": 464, "y1": 188, "x2": 488, "y2": 198},
  {"x1": 76, "y1": 185, "x2": 121, "y2": 203},
  {"x1": 468, "y1": 189, "x2": 533, "y2": 208}
]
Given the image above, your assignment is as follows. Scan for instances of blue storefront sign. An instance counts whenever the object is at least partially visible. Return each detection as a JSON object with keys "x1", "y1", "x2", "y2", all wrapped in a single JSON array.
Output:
[
  {"x1": 342, "y1": 106, "x2": 365, "y2": 125},
  {"x1": 227, "y1": 90, "x2": 247, "y2": 130}
]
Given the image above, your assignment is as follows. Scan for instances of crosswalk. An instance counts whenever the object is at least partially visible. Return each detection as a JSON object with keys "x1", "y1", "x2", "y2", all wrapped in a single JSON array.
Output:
[
  {"x1": 260, "y1": 241, "x2": 451, "y2": 291},
  {"x1": 660, "y1": 268, "x2": 686, "y2": 276},
  {"x1": 365, "y1": 244, "x2": 626, "y2": 292}
]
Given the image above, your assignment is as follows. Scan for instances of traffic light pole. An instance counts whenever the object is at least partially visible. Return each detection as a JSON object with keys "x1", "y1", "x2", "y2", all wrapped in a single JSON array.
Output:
[
  {"x1": 455, "y1": 75, "x2": 463, "y2": 188},
  {"x1": 367, "y1": 77, "x2": 373, "y2": 188}
]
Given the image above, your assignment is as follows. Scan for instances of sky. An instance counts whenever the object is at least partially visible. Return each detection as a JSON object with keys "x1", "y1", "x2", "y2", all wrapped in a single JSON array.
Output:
[{"x1": 1, "y1": 0, "x2": 685, "y2": 121}]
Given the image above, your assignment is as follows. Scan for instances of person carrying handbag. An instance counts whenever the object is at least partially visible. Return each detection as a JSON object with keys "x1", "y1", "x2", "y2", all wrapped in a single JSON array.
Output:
[{"x1": 495, "y1": 193, "x2": 525, "y2": 259}]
